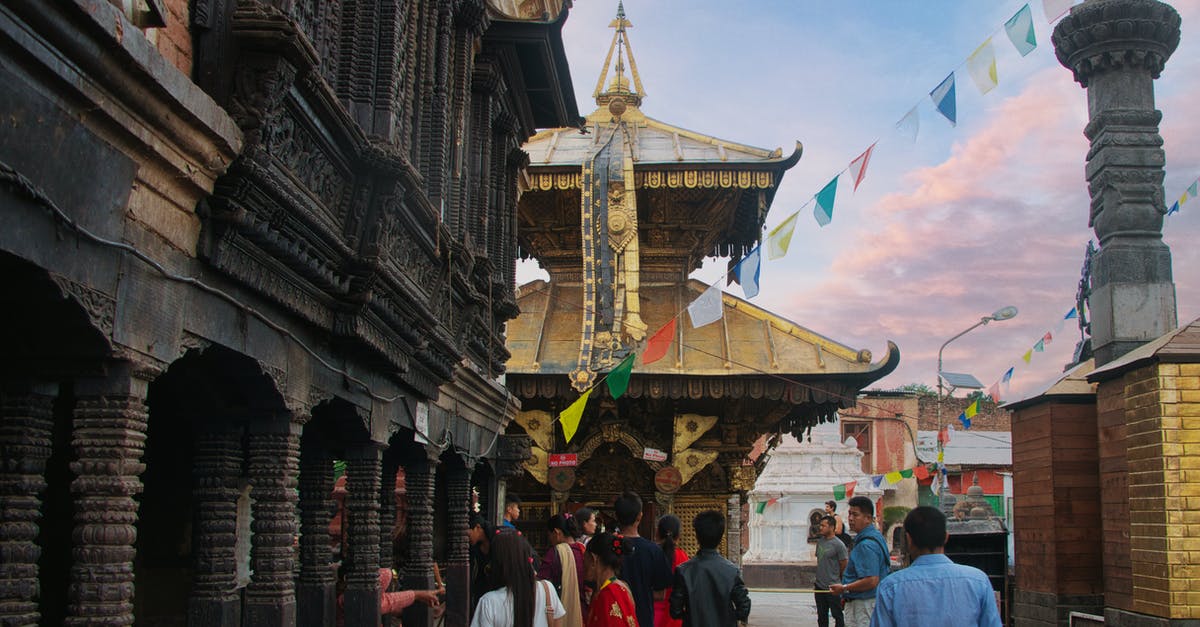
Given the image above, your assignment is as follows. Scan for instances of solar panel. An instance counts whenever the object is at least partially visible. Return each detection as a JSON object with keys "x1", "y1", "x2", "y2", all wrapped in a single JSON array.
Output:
[{"x1": 939, "y1": 371, "x2": 984, "y2": 389}]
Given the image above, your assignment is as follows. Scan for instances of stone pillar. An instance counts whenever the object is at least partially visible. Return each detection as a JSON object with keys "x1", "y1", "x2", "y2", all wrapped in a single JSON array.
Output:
[
  {"x1": 243, "y1": 418, "x2": 300, "y2": 627},
  {"x1": 379, "y1": 459, "x2": 398, "y2": 572},
  {"x1": 1052, "y1": 0, "x2": 1181, "y2": 367},
  {"x1": 297, "y1": 441, "x2": 335, "y2": 627},
  {"x1": 189, "y1": 426, "x2": 244, "y2": 627},
  {"x1": 0, "y1": 384, "x2": 56, "y2": 626},
  {"x1": 443, "y1": 458, "x2": 472, "y2": 627},
  {"x1": 402, "y1": 447, "x2": 438, "y2": 627},
  {"x1": 726, "y1": 494, "x2": 742, "y2": 565},
  {"x1": 343, "y1": 445, "x2": 383, "y2": 627},
  {"x1": 67, "y1": 364, "x2": 150, "y2": 627}
]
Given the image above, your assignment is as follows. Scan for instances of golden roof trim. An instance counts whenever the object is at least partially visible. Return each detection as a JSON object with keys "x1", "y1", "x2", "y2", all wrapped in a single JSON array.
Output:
[{"x1": 528, "y1": 169, "x2": 777, "y2": 191}]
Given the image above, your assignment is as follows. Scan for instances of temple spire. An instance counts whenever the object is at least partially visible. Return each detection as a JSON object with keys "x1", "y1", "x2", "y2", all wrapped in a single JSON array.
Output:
[{"x1": 593, "y1": 1, "x2": 645, "y2": 108}]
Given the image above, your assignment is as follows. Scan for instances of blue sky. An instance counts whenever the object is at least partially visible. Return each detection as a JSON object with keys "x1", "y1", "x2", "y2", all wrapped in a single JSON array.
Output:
[{"x1": 520, "y1": 0, "x2": 1200, "y2": 398}]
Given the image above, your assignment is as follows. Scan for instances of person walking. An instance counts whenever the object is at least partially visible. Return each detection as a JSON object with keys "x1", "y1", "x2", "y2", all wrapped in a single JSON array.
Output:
[
  {"x1": 583, "y1": 532, "x2": 639, "y2": 627},
  {"x1": 828, "y1": 496, "x2": 890, "y2": 627},
  {"x1": 668, "y1": 510, "x2": 751, "y2": 627},
  {"x1": 613, "y1": 492, "x2": 670, "y2": 627},
  {"x1": 652, "y1": 515, "x2": 688, "y2": 627},
  {"x1": 538, "y1": 513, "x2": 585, "y2": 626},
  {"x1": 870, "y1": 506, "x2": 1002, "y2": 627},
  {"x1": 814, "y1": 515, "x2": 848, "y2": 627},
  {"x1": 471, "y1": 531, "x2": 566, "y2": 627}
]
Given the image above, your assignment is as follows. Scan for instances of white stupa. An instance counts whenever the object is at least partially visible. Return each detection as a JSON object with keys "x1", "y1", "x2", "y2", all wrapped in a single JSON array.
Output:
[{"x1": 743, "y1": 419, "x2": 882, "y2": 564}]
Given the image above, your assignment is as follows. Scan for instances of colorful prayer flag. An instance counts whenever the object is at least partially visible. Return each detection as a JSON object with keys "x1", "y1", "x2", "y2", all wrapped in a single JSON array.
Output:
[
  {"x1": 814, "y1": 176, "x2": 839, "y2": 227},
  {"x1": 755, "y1": 500, "x2": 767, "y2": 514},
  {"x1": 1004, "y1": 4, "x2": 1037, "y2": 57},
  {"x1": 896, "y1": 106, "x2": 920, "y2": 143},
  {"x1": 988, "y1": 382, "x2": 1001, "y2": 403},
  {"x1": 959, "y1": 413, "x2": 972, "y2": 429},
  {"x1": 734, "y1": 245, "x2": 762, "y2": 299},
  {"x1": 1168, "y1": 201, "x2": 1180, "y2": 216},
  {"x1": 938, "y1": 426, "x2": 951, "y2": 445},
  {"x1": 930, "y1": 72, "x2": 957, "y2": 127},
  {"x1": 1189, "y1": 181, "x2": 1198, "y2": 198},
  {"x1": 560, "y1": 388, "x2": 592, "y2": 444},
  {"x1": 872, "y1": 475, "x2": 883, "y2": 488},
  {"x1": 1064, "y1": 307, "x2": 1078, "y2": 320},
  {"x1": 966, "y1": 38, "x2": 998, "y2": 95},
  {"x1": 965, "y1": 400, "x2": 978, "y2": 418},
  {"x1": 1022, "y1": 349, "x2": 1033, "y2": 363},
  {"x1": 766, "y1": 211, "x2": 799, "y2": 260},
  {"x1": 832, "y1": 484, "x2": 846, "y2": 501},
  {"x1": 937, "y1": 450, "x2": 944, "y2": 463},
  {"x1": 914, "y1": 465, "x2": 931, "y2": 481},
  {"x1": 845, "y1": 481, "x2": 857, "y2": 498},
  {"x1": 849, "y1": 143, "x2": 877, "y2": 193},
  {"x1": 606, "y1": 354, "x2": 635, "y2": 399},
  {"x1": 642, "y1": 319, "x2": 676, "y2": 365},
  {"x1": 687, "y1": 283, "x2": 724, "y2": 329},
  {"x1": 1043, "y1": 332, "x2": 1053, "y2": 344},
  {"x1": 899, "y1": 469, "x2": 914, "y2": 479},
  {"x1": 885, "y1": 471, "x2": 903, "y2": 485},
  {"x1": 1033, "y1": 339, "x2": 1045, "y2": 352}
]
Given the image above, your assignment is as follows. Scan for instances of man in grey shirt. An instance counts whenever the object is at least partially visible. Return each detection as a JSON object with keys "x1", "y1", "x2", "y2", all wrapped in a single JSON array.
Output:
[{"x1": 815, "y1": 515, "x2": 848, "y2": 627}]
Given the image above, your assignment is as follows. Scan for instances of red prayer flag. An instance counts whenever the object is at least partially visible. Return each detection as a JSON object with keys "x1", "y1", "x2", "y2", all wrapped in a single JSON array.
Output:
[
  {"x1": 914, "y1": 465, "x2": 930, "y2": 481},
  {"x1": 1043, "y1": 331, "x2": 1053, "y2": 344},
  {"x1": 988, "y1": 382, "x2": 1001, "y2": 403},
  {"x1": 642, "y1": 319, "x2": 676, "y2": 365},
  {"x1": 845, "y1": 480, "x2": 857, "y2": 498},
  {"x1": 848, "y1": 143, "x2": 876, "y2": 192},
  {"x1": 937, "y1": 426, "x2": 951, "y2": 445}
]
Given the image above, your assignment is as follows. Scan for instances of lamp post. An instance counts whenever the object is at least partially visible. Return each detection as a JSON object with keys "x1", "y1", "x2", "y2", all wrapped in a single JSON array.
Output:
[{"x1": 935, "y1": 306, "x2": 1018, "y2": 509}]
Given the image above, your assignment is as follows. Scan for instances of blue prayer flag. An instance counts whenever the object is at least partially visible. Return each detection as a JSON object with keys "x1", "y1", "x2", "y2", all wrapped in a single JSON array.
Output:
[
  {"x1": 930, "y1": 73, "x2": 957, "y2": 127},
  {"x1": 1064, "y1": 307, "x2": 1078, "y2": 320},
  {"x1": 813, "y1": 176, "x2": 839, "y2": 227},
  {"x1": 1168, "y1": 201, "x2": 1179, "y2": 216},
  {"x1": 734, "y1": 246, "x2": 762, "y2": 299}
]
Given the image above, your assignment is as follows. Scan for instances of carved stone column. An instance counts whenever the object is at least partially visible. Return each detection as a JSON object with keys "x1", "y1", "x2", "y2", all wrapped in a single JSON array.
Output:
[
  {"x1": 243, "y1": 418, "x2": 300, "y2": 626},
  {"x1": 0, "y1": 384, "x2": 55, "y2": 626},
  {"x1": 297, "y1": 441, "x2": 335, "y2": 627},
  {"x1": 443, "y1": 457, "x2": 472, "y2": 627},
  {"x1": 66, "y1": 364, "x2": 150, "y2": 627},
  {"x1": 343, "y1": 445, "x2": 383, "y2": 627},
  {"x1": 379, "y1": 459, "x2": 399, "y2": 572},
  {"x1": 188, "y1": 426, "x2": 244, "y2": 627},
  {"x1": 726, "y1": 495, "x2": 743, "y2": 566},
  {"x1": 401, "y1": 447, "x2": 439, "y2": 627},
  {"x1": 1052, "y1": 0, "x2": 1181, "y2": 366}
]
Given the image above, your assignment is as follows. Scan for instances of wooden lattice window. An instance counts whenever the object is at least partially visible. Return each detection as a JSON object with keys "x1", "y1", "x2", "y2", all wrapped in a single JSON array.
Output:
[{"x1": 842, "y1": 421, "x2": 873, "y2": 473}]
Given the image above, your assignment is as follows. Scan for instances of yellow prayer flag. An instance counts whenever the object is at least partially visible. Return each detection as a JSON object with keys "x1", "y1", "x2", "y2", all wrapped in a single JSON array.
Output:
[
  {"x1": 885, "y1": 470, "x2": 903, "y2": 484},
  {"x1": 937, "y1": 450, "x2": 944, "y2": 463},
  {"x1": 559, "y1": 389, "x2": 592, "y2": 444},
  {"x1": 1022, "y1": 349, "x2": 1033, "y2": 364},
  {"x1": 965, "y1": 400, "x2": 978, "y2": 418},
  {"x1": 766, "y1": 211, "x2": 799, "y2": 260}
]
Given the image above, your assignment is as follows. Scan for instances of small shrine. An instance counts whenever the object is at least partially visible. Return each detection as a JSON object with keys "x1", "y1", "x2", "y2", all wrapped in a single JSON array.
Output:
[{"x1": 503, "y1": 3, "x2": 897, "y2": 558}]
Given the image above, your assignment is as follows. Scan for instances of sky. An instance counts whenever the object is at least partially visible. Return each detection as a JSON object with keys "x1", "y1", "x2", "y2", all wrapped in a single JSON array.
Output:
[{"x1": 517, "y1": 0, "x2": 1200, "y2": 400}]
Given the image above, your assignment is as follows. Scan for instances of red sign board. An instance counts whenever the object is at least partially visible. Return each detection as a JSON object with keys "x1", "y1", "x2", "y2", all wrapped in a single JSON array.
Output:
[
  {"x1": 654, "y1": 466, "x2": 683, "y2": 494},
  {"x1": 548, "y1": 453, "x2": 578, "y2": 468}
]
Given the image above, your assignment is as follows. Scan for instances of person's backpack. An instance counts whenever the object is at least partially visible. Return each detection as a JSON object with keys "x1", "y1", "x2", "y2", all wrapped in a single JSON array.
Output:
[{"x1": 836, "y1": 531, "x2": 854, "y2": 549}]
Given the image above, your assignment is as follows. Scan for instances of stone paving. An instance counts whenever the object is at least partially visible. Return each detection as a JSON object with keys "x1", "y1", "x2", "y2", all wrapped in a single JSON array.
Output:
[{"x1": 747, "y1": 590, "x2": 819, "y2": 626}]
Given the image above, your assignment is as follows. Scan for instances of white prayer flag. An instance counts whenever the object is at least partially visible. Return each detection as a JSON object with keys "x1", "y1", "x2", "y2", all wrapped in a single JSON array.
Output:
[
  {"x1": 896, "y1": 106, "x2": 920, "y2": 143},
  {"x1": 687, "y1": 283, "x2": 724, "y2": 328},
  {"x1": 966, "y1": 38, "x2": 998, "y2": 95}
]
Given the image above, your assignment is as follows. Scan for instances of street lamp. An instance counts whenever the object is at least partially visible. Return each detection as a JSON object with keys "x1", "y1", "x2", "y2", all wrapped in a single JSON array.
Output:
[{"x1": 934, "y1": 306, "x2": 1018, "y2": 506}]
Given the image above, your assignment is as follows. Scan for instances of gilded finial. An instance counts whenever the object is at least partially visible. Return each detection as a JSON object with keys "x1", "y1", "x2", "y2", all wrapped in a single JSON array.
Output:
[{"x1": 593, "y1": 1, "x2": 646, "y2": 108}]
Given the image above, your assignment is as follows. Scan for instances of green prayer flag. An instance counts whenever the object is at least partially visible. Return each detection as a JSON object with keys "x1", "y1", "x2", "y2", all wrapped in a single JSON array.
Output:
[
  {"x1": 832, "y1": 484, "x2": 846, "y2": 500},
  {"x1": 606, "y1": 354, "x2": 636, "y2": 399},
  {"x1": 900, "y1": 468, "x2": 915, "y2": 479},
  {"x1": 755, "y1": 500, "x2": 767, "y2": 514}
]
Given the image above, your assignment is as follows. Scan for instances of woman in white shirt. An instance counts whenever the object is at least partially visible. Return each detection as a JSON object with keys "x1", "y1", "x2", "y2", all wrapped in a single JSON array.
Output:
[{"x1": 471, "y1": 530, "x2": 566, "y2": 627}]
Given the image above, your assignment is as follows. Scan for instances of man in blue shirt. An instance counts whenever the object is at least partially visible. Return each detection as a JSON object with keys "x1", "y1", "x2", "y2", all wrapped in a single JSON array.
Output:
[
  {"x1": 829, "y1": 496, "x2": 889, "y2": 627},
  {"x1": 500, "y1": 493, "x2": 521, "y2": 529},
  {"x1": 870, "y1": 506, "x2": 1002, "y2": 627}
]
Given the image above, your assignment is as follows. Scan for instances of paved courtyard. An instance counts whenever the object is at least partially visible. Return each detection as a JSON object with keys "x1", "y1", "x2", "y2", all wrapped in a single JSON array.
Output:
[{"x1": 748, "y1": 590, "x2": 818, "y2": 626}]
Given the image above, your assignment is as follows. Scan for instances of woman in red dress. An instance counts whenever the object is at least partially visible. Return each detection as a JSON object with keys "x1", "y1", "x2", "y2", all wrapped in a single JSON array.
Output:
[
  {"x1": 652, "y1": 515, "x2": 687, "y2": 627},
  {"x1": 583, "y1": 532, "x2": 638, "y2": 627}
]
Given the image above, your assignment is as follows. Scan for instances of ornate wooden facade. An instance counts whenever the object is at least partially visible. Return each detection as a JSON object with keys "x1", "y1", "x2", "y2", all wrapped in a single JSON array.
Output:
[
  {"x1": 0, "y1": 0, "x2": 578, "y2": 625},
  {"x1": 502, "y1": 6, "x2": 897, "y2": 559}
]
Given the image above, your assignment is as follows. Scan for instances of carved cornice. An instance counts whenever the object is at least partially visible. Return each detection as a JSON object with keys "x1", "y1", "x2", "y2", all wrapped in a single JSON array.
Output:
[{"x1": 1053, "y1": 0, "x2": 1180, "y2": 87}]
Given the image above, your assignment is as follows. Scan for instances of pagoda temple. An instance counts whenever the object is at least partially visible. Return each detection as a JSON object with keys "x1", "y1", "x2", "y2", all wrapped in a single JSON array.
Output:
[{"x1": 503, "y1": 4, "x2": 898, "y2": 558}]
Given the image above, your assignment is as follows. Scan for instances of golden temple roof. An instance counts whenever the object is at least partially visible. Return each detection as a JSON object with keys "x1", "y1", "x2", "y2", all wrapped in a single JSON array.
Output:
[{"x1": 506, "y1": 278, "x2": 898, "y2": 379}]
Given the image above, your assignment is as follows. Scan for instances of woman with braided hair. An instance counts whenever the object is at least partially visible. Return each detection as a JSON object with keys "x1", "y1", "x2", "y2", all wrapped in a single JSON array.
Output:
[{"x1": 583, "y1": 532, "x2": 638, "y2": 627}]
